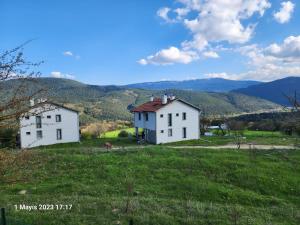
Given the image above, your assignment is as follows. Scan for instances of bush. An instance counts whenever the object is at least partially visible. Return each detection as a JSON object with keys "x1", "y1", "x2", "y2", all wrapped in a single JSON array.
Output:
[
  {"x1": 0, "y1": 128, "x2": 17, "y2": 148},
  {"x1": 280, "y1": 120, "x2": 300, "y2": 136},
  {"x1": 81, "y1": 132, "x2": 92, "y2": 140},
  {"x1": 118, "y1": 130, "x2": 129, "y2": 138},
  {"x1": 247, "y1": 119, "x2": 278, "y2": 131}
]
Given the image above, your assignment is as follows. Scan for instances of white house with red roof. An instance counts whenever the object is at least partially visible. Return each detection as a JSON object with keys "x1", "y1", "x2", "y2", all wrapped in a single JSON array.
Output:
[{"x1": 131, "y1": 94, "x2": 201, "y2": 144}]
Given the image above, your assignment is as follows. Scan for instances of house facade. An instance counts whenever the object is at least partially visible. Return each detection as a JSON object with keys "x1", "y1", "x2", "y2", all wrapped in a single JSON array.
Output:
[
  {"x1": 20, "y1": 102, "x2": 80, "y2": 148},
  {"x1": 132, "y1": 95, "x2": 200, "y2": 144}
]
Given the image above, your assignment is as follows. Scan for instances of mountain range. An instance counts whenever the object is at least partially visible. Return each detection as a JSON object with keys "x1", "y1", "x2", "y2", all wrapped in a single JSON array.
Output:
[
  {"x1": 125, "y1": 78, "x2": 261, "y2": 92},
  {"x1": 1, "y1": 78, "x2": 281, "y2": 123},
  {"x1": 233, "y1": 77, "x2": 300, "y2": 106}
]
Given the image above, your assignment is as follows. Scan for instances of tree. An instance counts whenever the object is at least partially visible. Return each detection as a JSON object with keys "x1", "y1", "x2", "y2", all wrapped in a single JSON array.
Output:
[
  {"x1": 212, "y1": 117, "x2": 227, "y2": 136},
  {"x1": 200, "y1": 117, "x2": 211, "y2": 136},
  {"x1": 227, "y1": 120, "x2": 245, "y2": 149},
  {"x1": 0, "y1": 42, "x2": 46, "y2": 130},
  {"x1": 283, "y1": 91, "x2": 299, "y2": 112}
]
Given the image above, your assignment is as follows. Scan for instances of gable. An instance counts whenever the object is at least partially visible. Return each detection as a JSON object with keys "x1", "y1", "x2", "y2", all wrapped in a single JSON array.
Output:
[
  {"x1": 156, "y1": 100, "x2": 200, "y2": 114},
  {"x1": 156, "y1": 99, "x2": 200, "y2": 113}
]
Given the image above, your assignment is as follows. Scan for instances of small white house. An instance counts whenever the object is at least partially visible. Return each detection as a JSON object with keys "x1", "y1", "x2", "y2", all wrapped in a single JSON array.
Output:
[
  {"x1": 132, "y1": 95, "x2": 201, "y2": 144},
  {"x1": 20, "y1": 101, "x2": 80, "y2": 148}
]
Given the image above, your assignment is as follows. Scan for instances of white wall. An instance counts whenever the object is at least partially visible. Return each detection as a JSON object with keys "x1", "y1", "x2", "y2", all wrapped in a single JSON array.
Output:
[
  {"x1": 156, "y1": 101, "x2": 200, "y2": 144},
  {"x1": 20, "y1": 104, "x2": 80, "y2": 148}
]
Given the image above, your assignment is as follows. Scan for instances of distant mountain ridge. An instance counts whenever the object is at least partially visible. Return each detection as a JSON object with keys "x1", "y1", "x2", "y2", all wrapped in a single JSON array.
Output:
[
  {"x1": 0, "y1": 77, "x2": 280, "y2": 123},
  {"x1": 233, "y1": 77, "x2": 300, "y2": 106},
  {"x1": 125, "y1": 78, "x2": 262, "y2": 92}
]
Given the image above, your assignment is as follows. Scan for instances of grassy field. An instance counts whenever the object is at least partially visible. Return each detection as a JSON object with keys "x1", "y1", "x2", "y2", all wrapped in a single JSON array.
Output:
[
  {"x1": 168, "y1": 130, "x2": 299, "y2": 147},
  {"x1": 0, "y1": 146, "x2": 299, "y2": 225},
  {"x1": 97, "y1": 129, "x2": 299, "y2": 148},
  {"x1": 101, "y1": 128, "x2": 135, "y2": 138}
]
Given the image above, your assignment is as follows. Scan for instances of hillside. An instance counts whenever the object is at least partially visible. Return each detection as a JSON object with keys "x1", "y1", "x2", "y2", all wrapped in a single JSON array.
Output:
[
  {"x1": 1, "y1": 78, "x2": 279, "y2": 122},
  {"x1": 125, "y1": 78, "x2": 261, "y2": 92},
  {"x1": 1, "y1": 146, "x2": 299, "y2": 225},
  {"x1": 233, "y1": 77, "x2": 300, "y2": 106}
]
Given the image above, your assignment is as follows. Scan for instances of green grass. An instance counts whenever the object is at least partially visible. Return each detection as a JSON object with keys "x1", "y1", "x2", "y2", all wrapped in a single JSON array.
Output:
[
  {"x1": 169, "y1": 130, "x2": 298, "y2": 146},
  {"x1": 99, "y1": 129, "x2": 298, "y2": 147},
  {"x1": 1, "y1": 146, "x2": 299, "y2": 225},
  {"x1": 36, "y1": 137, "x2": 138, "y2": 150},
  {"x1": 101, "y1": 128, "x2": 135, "y2": 138}
]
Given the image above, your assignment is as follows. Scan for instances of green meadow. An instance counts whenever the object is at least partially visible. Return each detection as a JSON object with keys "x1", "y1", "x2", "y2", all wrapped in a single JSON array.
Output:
[{"x1": 0, "y1": 144, "x2": 299, "y2": 225}]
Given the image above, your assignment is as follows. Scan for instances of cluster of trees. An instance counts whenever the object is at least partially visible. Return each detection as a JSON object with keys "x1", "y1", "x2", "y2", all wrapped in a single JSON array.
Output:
[
  {"x1": 81, "y1": 120, "x2": 132, "y2": 139},
  {"x1": 235, "y1": 112, "x2": 300, "y2": 136},
  {"x1": 201, "y1": 111, "x2": 300, "y2": 138}
]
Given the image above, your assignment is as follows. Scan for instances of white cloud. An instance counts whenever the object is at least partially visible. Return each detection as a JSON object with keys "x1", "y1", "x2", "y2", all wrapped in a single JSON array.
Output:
[
  {"x1": 157, "y1": 7, "x2": 175, "y2": 23},
  {"x1": 50, "y1": 71, "x2": 75, "y2": 79},
  {"x1": 177, "y1": 0, "x2": 201, "y2": 11},
  {"x1": 142, "y1": 0, "x2": 271, "y2": 65},
  {"x1": 211, "y1": 36, "x2": 300, "y2": 81},
  {"x1": 174, "y1": 7, "x2": 190, "y2": 20},
  {"x1": 50, "y1": 71, "x2": 64, "y2": 78},
  {"x1": 265, "y1": 35, "x2": 300, "y2": 59},
  {"x1": 205, "y1": 66, "x2": 300, "y2": 81},
  {"x1": 274, "y1": 1, "x2": 295, "y2": 24},
  {"x1": 63, "y1": 51, "x2": 73, "y2": 56},
  {"x1": 65, "y1": 74, "x2": 75, "y2": 79},
  {"x1": 182, "y1": 34, "x2": 208, "y2": 51},
  {"x1": 137, "y1": 59, "x2": 148, "y2": 65},
  {"x1": 138, "y1": 46, "x2": 198, "y2": 65},
  {"x1": 203, "y1": 51, "x2": 219, "y2": 58},
  {"x1": 63, "y1": 50, "x2": 80, "y2": 59},
  {"x1": 205, "y1": 72, "x2": 232, "y2": 79},
  {"x1": 182, "y1": 0, "x2": 271, "y2": 46}
]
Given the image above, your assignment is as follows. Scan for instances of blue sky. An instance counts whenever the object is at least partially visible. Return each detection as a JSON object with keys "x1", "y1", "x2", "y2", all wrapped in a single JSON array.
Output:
[{"x1": 0, "y1": 0, "x2": 299, "y2": 84}]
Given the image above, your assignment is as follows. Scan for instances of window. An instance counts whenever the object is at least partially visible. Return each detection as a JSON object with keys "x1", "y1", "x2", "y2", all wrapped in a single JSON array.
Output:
[
  {"x1": 26, "y1": 132, "x2": 31, "y2": 135},
  {"x1": 138, "y1": 112, "x2": 141, "y2": 120},
  {"x1": 57, "y1": 129, "x2": 62, "y2": 140},
  {"x1": 160, "y1": 114, "x2": 163, "y2": 118},
  {"x1": 36, "y1": 116, "x2": 42, "y2": 128},
  {"x1": 47, "y1": 115, "x2": 51, "y2": 119},
  {"x1": 168, "y1": 113, "x2": 172, "y2": 126},
  {"x1": 160, "y1": 130, "x2": 164, "y2": 133},
  {"x1": 176, "y1": 113, "x2": 179, "y2": 117},
  {"x1": 182, "y1": 112, "x2": 186, "y2": 120},
  {"x1": 168, "y1": 129, "x2": 172, "y2": 137},
  {"x1": 183, "y1": 127, "x2": 187, "y2": 138},
  {"x1": 25, "y1": 116, "x2": 30, "y2": 120},
  {"x1": 36, "y1": 130, "x2": 43, "y2": 139},
  {"x1": 145, "y1": 113, "x2": 149, "y2": 121},
  {"x1": 56, "y1": 115, "x2": 61, "y2": 122}
]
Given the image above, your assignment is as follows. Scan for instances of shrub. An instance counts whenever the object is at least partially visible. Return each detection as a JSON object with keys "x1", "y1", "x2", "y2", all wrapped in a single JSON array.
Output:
[
  {"x1": 81, "y1": 132, "x2": 92, "y2": 140},
  {"x1": 118, "y1": 130, "x2": 129, "y2": 138},
  {"x1": 0, "y1": 128, "x2": 17, "y2": 148}
]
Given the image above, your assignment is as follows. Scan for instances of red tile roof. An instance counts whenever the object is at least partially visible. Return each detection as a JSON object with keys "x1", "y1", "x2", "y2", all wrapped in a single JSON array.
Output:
[{"x1": 131, "y1": 98, "x2": 175, "y2": 112}]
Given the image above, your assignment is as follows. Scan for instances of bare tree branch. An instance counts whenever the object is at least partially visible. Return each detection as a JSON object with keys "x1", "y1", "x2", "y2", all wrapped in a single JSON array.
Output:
[{"x1": 0, "y1": 42, "x2": 48, "y2": 131}]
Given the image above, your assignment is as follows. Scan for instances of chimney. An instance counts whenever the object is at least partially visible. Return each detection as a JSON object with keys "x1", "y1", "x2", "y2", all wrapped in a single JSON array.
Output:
[
  {"x1": 40, "y1": 98, "x2": 47, "y2": 103},
  {"x1": 36, "y1": 98, "x2": 47, "y2": 104},
  {"x1": 162, "y1": 94, "x2": 168, "y2": 104},
  {"x1": 29, "y1": 99, "x2": 35, "y2": 107},
  {"x1": 150, "y1": 95, "x2": 154, "y2": 102}
]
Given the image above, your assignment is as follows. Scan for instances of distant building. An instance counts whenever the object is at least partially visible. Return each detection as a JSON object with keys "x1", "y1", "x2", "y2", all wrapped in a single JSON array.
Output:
[
  {"x1": 20, "y1": 101, "x2": 80, "y2": 148},
  {"x1": 131, "y1": 95, "x2": 201, "y2": 144}
]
